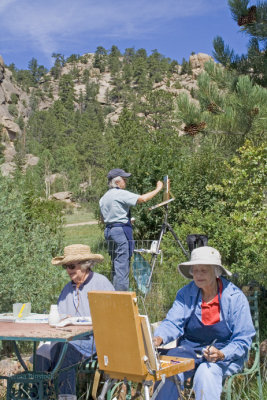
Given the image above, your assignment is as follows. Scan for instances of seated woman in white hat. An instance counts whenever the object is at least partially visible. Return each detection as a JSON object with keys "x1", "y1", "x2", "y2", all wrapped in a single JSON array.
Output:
[
  {"x1": 153, "y1": 246, "x2": 255, "y2": 400},
  {"x1": 35, "y1": 244, "x2": 114, "y2": 399}
]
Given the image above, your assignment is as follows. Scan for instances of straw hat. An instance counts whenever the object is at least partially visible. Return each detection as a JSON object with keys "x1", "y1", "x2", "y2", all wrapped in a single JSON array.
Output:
[
  {"x1": 51, "y1": 244, "x2": 104, "y2": 265},
  {"x1": 178, "y1": 246, "x2": 232, "y2": 279}
]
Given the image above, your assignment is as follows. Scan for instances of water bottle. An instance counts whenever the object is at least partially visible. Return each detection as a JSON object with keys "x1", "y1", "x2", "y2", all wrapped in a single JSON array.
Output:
[{"x1": 48, "y1": 304, "x2": 60, "y2": 326}]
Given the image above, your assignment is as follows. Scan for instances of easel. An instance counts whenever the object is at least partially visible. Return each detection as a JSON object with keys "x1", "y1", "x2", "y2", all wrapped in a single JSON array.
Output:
[
  {"x1": 88, "y1": 291, "x2": 194, "y2": 400},
  {"x1": 144, "y1": 177, "x2": 189, "y2": 294}
]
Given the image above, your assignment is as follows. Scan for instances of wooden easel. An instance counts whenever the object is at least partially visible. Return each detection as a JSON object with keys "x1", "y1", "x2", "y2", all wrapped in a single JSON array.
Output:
[
  {"x1": 88, "y1": 291, "x2": 194, "y2": 400},
  {"x1": 144, "y1": 177, "x2": 189, "y2": 294}
]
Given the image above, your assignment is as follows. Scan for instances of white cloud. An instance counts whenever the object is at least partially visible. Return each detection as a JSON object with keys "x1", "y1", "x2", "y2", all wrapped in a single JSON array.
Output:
[
  {"x1": 0, "y1": 0, "x2": 225, "y2": 61},
  {"x1": 0, "y1": 0, "x2": 17, "y2": 13}
]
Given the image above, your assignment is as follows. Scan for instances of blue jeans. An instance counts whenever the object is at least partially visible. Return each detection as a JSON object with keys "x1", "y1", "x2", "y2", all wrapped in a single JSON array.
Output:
[
  {"x1": 35, "y1": 342, "x2": 87, "y2": 395},
  {"x1": 104, "y1": 226, "x2": 130, "y2": 291}
]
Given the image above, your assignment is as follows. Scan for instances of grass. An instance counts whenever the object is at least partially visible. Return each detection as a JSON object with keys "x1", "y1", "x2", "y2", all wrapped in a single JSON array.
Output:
[
  {"x1": 63, "y1": 224, "x2": 103, "y2": 247},
  {"x1": 63, "y1": 204, "x2": 103, "y2": 247},
  {"x1": 63, "y1": 207, "x2": 97, "y2": 225}
]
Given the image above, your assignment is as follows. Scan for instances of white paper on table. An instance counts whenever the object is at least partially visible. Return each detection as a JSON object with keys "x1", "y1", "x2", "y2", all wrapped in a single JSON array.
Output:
[
  {"x1": 55, "y1": 316, "x2": 92, "y2": 327},
  {"x1": 15, "y1": 313, "x2": 49, "y2": 323}
]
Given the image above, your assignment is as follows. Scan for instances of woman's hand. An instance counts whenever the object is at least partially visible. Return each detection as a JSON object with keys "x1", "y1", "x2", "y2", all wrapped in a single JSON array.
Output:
[
  {"x1": 156, "y1": 181, "x2": 164, "y2": 191},
  {"x1": 153, "y1": 336, "x2": 163, "y2": 347},
  {"x1": 203, "y1": 346, "x2": 225, "y2": 362}
]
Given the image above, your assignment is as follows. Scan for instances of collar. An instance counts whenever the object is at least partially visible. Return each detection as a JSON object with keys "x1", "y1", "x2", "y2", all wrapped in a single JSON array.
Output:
[{"x1": 71, "y1": 271, "x2": 94, "y2": 289}]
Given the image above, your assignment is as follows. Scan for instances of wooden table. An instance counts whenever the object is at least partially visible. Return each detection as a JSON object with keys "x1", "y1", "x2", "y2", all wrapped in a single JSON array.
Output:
[{"x1": 0, "y1": 321, "x2": 93, "y2": 400}]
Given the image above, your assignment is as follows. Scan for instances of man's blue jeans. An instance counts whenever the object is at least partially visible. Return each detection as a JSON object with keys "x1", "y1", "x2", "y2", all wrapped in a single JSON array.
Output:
[{"x1": 104, "y1": 226, "x2": 130, "y2": 291}]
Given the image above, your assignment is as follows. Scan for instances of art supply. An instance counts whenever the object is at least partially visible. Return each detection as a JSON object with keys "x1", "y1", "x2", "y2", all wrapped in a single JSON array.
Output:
[
  {"x1": 48, "y1": 305, "x2": 60, "y2": 326},
  {"x1": 13, "y1": 303, "x2": 31, "y2": 318},
  {"x1": 18, "y1": 304, "x2": 26, "y2": 318},
  {"x1": 207, "y1": 338, "x2": 217, "y2": 353}
]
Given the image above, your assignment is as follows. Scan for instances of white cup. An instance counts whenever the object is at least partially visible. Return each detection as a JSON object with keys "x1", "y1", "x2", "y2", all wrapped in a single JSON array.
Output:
[
  {"x1": 48, "y1": 304, "x2": 60, "y2": 326},
  {"x1": 13, "y1": 303, "x2": 31, "y2": 318}
]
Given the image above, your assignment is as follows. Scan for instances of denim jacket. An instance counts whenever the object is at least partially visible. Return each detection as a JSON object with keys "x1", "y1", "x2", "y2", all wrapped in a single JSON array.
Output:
[{"x1": 154, "y1": 277, "x2": 255, "y2": 368}]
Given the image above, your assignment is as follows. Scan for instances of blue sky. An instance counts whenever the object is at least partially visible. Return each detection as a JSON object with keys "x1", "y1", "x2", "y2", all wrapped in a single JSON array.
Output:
[{"x1": 0, "y1": 0, "x2": 250, "y2": 70}]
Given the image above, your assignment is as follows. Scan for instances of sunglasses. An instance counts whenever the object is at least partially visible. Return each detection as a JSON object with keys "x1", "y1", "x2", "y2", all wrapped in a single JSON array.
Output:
[{"x1": 62, "y1": 264, "x2": 77, "y2": 270}]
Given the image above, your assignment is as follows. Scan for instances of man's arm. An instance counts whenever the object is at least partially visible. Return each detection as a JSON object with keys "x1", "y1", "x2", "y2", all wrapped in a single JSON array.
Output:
[{"x1": 137, "y1": 181, "x2": 163, "y2": 204}]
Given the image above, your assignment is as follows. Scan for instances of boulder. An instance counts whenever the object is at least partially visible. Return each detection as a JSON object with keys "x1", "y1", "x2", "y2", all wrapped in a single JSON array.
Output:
[
  {"x1": 3, "y1": 143, "x2": 16, "y2": 162},
  {"x1": 0, "y1": 86, "x2": 5, "y2": 104},
  {"x1": 49, "y1": 191, "x2": 73, "y2": 201},
  {"x1": 189, "y1": 53, "x2": 213, "y2": 70},
  {"x1": 23, "y1": 153, "x2": 39, "y2": 168},
  {"x1": 0, "y1": 161, "x2": 16, "y2": 177},
  {"x1": 0, "y1": 116, "x2": 20, "y2": 140},
  {"x1": 1, "y1": 79, "x2": 20, "y2": 103}
]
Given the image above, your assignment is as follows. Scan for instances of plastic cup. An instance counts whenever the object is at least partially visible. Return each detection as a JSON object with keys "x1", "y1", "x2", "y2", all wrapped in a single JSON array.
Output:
[{"x1": 13, "y1": 302, "x2": 31, "y2": 318}]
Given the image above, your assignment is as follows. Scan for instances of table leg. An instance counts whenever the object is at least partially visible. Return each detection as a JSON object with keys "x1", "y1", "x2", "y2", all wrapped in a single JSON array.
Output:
[{"x1": 12, "y1": 341, "x2": 28, "y2": 371}]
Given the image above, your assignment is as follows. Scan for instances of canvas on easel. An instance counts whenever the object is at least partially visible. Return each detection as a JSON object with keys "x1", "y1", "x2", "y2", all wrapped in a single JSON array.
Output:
[{"x1": 149, "y1": 175, "x2": 175, "y2": 211}]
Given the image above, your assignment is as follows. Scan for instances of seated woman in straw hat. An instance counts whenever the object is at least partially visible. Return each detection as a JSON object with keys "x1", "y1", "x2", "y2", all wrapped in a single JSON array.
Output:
[
  {"x1": 35, "y1": 244, "x2": 114, "y2": 399},
  {"x1": 153, "y1": 246, "x2": 255, "y2": 400}
]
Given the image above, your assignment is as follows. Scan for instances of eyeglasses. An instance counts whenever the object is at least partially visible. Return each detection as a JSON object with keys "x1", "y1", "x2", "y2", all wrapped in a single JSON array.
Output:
[{"x1": 62, "y1": 264, "x2": 77, "y2": 270}]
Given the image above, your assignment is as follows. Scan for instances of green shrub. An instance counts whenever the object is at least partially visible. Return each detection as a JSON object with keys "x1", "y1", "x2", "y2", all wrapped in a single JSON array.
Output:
[
  {"x1": 0, "y1": 174, "x2": 64, "y2": 313},
  {"x1": 10, "y1": 93, "x2": 19, "y2": 104},
  {"x1": 8, "y1": 104, "x2": 18, "y2": 117}
]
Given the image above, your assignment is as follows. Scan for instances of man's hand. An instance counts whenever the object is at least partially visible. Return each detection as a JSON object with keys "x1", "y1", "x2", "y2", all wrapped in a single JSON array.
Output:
[
  {"x1": 203, "y1": 346, "x2": 225, "y2": 362},
  {"x1": 153, "y1": 336, "x2": 163, "y2": 347}
]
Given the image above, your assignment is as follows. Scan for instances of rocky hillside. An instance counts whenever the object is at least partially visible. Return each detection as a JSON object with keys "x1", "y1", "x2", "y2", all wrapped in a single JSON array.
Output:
[{"x1": 0, "y1": 51, "x2": 212, "y2": 177}]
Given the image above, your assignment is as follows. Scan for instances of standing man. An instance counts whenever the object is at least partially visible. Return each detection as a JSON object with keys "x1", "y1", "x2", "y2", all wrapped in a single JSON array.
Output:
[{"x1": 99, "y1": 168, "x2": 163, "y2": 291}]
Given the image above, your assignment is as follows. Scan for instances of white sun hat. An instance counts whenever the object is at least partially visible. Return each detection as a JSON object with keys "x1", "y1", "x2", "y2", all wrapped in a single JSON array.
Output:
[{"x1": 178, "y1": 246, "x2": 232, "y2": 279}]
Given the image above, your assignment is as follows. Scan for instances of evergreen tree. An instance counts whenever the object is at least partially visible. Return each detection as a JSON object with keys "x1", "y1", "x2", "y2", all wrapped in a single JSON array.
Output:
[
  {"x1": 177, "y1": 60, "x2": 267, "y2": 146},
  {"x1": 93, "y1": 46, "x2": 108, "y2": 73},
  {"x1": 108, "y1": 45, "x2": 122, "y2": 76},
  {"x1": 51, "y1": 53, "x2": 65, "y2": 79},
  {"x1": 58, "y1": 74, "x2": 75, "y2": 110},
  {"x1": 213, "y1": 0, "x2": 267, "y2": 86}
]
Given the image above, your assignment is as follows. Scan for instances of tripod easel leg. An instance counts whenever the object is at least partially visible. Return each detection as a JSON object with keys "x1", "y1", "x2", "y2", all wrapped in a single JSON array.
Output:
[{"x1": 145, "y1": 205, "x2": 189, "y2": 293}]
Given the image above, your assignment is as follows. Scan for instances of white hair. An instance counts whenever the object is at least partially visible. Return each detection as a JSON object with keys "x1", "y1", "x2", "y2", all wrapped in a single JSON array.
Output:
[
  {"x1": 190, "y1": 265, "x2": 222, "y2": 277},
  {"x1": 80, "y1": 260, "x2": 96, "y2": 271},
  {"x1": 108, "y1": 176, "x2": 123, "y2": 188}
]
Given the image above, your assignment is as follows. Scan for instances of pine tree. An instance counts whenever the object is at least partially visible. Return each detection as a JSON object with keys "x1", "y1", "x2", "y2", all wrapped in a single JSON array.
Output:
[
  {"x1": 93, "y1": 46, "x2": 108, "y2": 73},
  {"x1": 176, "y1": 60, "x2": 267, "y2": 145},
  {"x1": 213, "y1": 0, "x2": 267, "y2": 86}
]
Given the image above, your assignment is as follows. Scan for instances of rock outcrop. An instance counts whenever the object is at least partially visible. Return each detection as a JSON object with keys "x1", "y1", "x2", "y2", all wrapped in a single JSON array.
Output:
[
  {"x1": 0, "y1": 51, "x2": 215, "y2": 178},
  {"x1": 189, "y1": 53, "x2": 213, "y2": 75},
  {"x1": 0, "y1": 56, "x2": 4, "y2": 82},
  {"x1": 0, "y1": 55, "x2": 38, "y2": 176}
]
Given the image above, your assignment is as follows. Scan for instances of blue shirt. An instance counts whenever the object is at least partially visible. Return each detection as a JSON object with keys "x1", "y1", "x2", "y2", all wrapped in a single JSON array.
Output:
[
  {"x1": 99, "y1": 188, "x2": 139, "y2": 224},
  {"x1": 154, "y1": 277, "x2": 255, "y2": 368},
  {"x1": 57, "y1": 271, "x2": 114, "y2": 356}
]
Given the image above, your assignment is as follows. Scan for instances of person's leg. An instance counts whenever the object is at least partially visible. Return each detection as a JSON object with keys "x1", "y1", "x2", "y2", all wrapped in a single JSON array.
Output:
[
  {"x1": 36, "y1": 343, "x2": 85, "y2": 395},
  {"x1": 50, "y1": 343, "x2": 85, "y2": 395},
  {"x1": 35, "y1": 353, "x2": 51, "y2": 372},
  {"x1": 193, "y1": 363, "x2": 223, "y2": 400},
  {"x1": 107, "y1": 227, "x2": 129, "y2": 291}
]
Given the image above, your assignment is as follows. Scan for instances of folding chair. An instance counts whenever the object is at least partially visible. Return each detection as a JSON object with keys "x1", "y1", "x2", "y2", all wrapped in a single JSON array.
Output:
[{"x1": 222, "y1": 290, "x2": 263, "y2": 400}]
